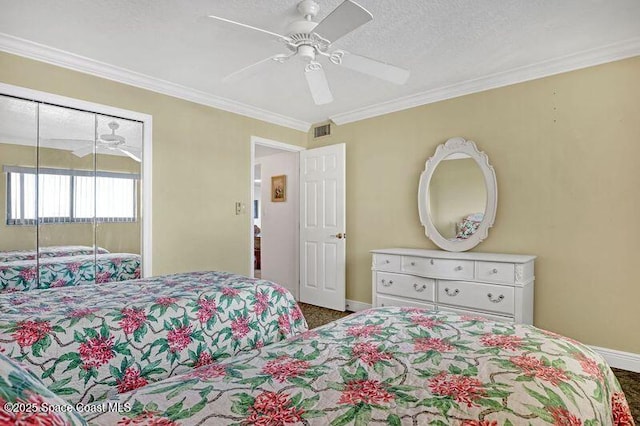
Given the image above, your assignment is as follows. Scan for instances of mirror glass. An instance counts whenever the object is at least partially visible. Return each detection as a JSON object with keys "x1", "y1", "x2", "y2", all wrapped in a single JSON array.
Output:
[
  {"x1": 428, "y1": 154, "x2": 487, "y2": 240},
  {"x1": 38, "y1": 104, "x2": 97, "y2": 287},
  {"x1": 0, "y1": 93, "x2": 144, "y2": 290},
  {"x1": 0, "y1": 95, "x2": 38, "y2": 291},
  {"x1": 95, "y1": 114, "x2": 143, "y2": 282},
  {"x1": 418, "y1": 137, "x2": 497, "y2": 252}
]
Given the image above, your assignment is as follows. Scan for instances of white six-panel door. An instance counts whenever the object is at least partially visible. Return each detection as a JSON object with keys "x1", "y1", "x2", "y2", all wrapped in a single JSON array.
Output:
[{"x1": 299, "y1": 143, "x2": 346, "y2": 311}]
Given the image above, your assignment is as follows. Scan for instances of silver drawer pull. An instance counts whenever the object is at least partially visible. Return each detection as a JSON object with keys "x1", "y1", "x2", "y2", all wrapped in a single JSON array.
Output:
[
  {"x1": 491, "y1": 268, "x2": 498, "y2": 274},
  {"x1": 454, "y1": 266, "x2": 463, "y2": 271},
  {"x1": 381, "y1": 279, "x2": 393, "y2": 287},
  {"x1": 385, "y1": 260, "x2": 390, "y2": 264},
  {"x1": 430, "y1": 259, "x2": 434, "y2": 265},
  {"x1": 413, "y1": 283, "x2": 427, "y2": 292},
  {"x1": 487, "y1": 293, "x2": 504, "y2": 303},
  {"x1": 444, "y1": 288, "x2": 459, "y2": 296},
  {"x1": 410, "y1": 261, "x2": 416, "y2": 266}
]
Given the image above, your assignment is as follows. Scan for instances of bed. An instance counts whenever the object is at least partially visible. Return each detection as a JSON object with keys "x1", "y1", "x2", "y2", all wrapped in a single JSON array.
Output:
[
  {"x1": 0, "y1": 271, "x2": 307, "y2": 404},
  {"x1": 0, "y1": 252, "x2": 141, "y2": 291},
  {"x1": 85, "y1": 306, "x2": 634, "y2": 425},
  {"x1": 0, "y1": 245, "x2": 110, "y2": 262}
]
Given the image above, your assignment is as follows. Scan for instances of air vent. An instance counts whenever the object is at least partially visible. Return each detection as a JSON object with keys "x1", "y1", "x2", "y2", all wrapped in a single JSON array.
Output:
[{"x1": 313, "y1": 123, "x2": 331, "y2": 138}]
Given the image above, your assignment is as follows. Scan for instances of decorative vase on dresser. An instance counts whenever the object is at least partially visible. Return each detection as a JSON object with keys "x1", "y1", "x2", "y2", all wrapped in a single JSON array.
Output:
[{"x1": 371, "y1": 248, "x2": 536, "y2": 324}]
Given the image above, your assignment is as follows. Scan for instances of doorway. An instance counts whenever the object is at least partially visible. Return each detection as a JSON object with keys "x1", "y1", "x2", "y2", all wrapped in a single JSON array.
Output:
[{"x1": 250, "y1": 137, "x2": 304, "y2": 298}]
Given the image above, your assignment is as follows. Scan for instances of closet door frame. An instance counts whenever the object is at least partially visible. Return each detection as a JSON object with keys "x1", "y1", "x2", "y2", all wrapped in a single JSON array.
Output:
[{"x1": 0, "y1": 82, "x2": 153, "y2": 277}]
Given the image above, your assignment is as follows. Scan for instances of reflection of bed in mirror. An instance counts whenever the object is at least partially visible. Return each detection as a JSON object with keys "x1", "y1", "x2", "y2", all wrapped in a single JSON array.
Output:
[
  {"x1": 0, "y1": 245, "x2": 108, "y2": 262},
  {"x1": 0, "y1": 249, "x2": 141, "y2": 292}
]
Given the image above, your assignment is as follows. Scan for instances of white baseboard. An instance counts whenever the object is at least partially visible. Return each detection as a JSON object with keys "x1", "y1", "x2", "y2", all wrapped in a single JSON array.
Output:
[
  {"x1": 345, "y1": 299, "x2": 372, "y2": 312},
  {"x1": 589, "y1": 345, "x2": 640, "y2": 373}
]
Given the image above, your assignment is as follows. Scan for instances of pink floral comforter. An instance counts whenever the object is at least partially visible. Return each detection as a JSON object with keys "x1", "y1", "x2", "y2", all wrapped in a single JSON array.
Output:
[
  {"x1": 87, "y1": 307, "x2": 634, "y2": 425},
  {"x1": 0, "y1": 271, "x2": 307, "y2": 405}
]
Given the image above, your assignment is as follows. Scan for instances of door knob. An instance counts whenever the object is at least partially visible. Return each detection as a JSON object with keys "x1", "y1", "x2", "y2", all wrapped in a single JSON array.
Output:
[{"x1": 334, "y1": 233, "x2": 345, "y2": 239}]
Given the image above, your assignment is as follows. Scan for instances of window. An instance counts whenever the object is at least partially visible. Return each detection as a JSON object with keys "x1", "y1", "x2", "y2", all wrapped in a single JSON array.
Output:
[{"x1": 5, "y1": 166, "x2": 139, "y2": 225}]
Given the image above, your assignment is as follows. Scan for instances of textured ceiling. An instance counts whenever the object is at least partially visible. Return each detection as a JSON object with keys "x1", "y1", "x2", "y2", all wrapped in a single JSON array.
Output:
[{"x1": 0, "y1": 0, "x2": 639, "y2": 127}]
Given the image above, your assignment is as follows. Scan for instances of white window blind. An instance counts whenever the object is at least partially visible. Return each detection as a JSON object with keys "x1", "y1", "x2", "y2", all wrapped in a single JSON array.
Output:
[
  {"x1": 5, "y1": 166, "x2": 138, "y2": 225},
  {"x1": 40, "y1": 174, "x2": 71, "y2": 221}
]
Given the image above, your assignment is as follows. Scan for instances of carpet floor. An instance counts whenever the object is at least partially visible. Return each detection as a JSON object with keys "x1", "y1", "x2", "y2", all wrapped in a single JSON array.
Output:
[{"x1": 298, "y1": 303, "x2": 640, "y2": 422}]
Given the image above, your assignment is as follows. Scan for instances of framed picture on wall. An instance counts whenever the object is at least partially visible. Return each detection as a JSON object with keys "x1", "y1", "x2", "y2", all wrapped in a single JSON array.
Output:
[{"x1": 271, "y1": 175, "x2": 286, "y2": 202}]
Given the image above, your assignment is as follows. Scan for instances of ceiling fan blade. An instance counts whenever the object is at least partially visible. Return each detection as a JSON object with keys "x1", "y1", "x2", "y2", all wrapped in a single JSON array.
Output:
[
  {"x1": 312, "y1": 0, "x2": 372, "y2": 44},
  {"x1": 47, "y1": 138, "x2": 94, "y2": 143},
  {"x1": 100, "y1": 134, "x2": 125, "y2": 143},
  {"x1": 223, "y1": 54, "x2": 292, "y2": 83},
  {"x1": 304, "y1": 63, "x2": 333, "y2": 105},
  {"x1": 117, "y1": 148, "x2": 141, "y2": 162},
  {"x1": 335, "y1": 50, "x2": 410, "y2": 84},
  {"x1": 71, "y1": 145, "x2": 94, "y2": 158},
  {"x1": 208, "y1": 15, "x2": 290, "y2": 40}
]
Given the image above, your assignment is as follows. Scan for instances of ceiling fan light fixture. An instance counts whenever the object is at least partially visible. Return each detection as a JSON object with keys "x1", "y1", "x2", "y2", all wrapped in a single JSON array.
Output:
[
  {"x1": 211, "y1": 0, "x2": 410, "y2": 105},
  {"x1": 298, "y1": 45, "x2": 316, "y2": 62}
]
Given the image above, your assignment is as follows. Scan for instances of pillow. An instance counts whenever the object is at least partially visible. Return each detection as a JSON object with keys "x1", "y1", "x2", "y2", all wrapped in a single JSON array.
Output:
[
  {"x1": 455, "y1": 219, "x2": 481, "y2": 239},
  {"x1": 0, "y1": 352, "x2": 87, "y2": 425},
  {"x1": 455, "y1": 213, "x2": 484, "y2": 239}
]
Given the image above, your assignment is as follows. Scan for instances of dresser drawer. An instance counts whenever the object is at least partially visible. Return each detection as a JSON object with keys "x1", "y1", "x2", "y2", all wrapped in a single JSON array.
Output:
[
  {"x1": 374, "y1": 254, "x2": 401, "y2": 271},
  {"x1": 476, "y1": 261, "x2": 515, "y2": 284},
  {"x1": 376, "y1": 272, "x2": 435, "y2": 302},
  {"x1": 436, "y1": 306, "x2": 512, "y2": 323},
  {"x1": 402, "y1": 256, "x2": 474, "y2": 280},
  {"x1": 437, "y1": 281, "x2": 514, "y2": 315},
  {"x1": 376, "y1": 295, "x2": 435, "y2": 311}
]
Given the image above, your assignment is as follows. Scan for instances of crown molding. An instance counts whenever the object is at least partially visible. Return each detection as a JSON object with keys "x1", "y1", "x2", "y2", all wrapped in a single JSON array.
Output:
[
  {"x1": 330, "y1": 37, "x2": 640, "y2": 126},
  {"x1": 0, "y1": 33, "x2": 311, "y2": 132}
]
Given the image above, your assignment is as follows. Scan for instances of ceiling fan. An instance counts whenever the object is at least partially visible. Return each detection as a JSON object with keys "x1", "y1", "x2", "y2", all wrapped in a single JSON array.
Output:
[
  {"x1": 71, "y1": 121, "x2": 141, "y2": 162},
  {"x1": 209, "y1": 0, "x2": 410, "y2": 105}
]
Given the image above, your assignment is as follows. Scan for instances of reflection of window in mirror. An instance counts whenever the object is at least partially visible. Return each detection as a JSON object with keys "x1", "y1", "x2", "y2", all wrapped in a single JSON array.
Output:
[
  {"x1": 6, "y1": 168, "x2": 138, "y2": 225},
  {"x1": 428, "y1": 155, "x2": 487, "y2": 240}
]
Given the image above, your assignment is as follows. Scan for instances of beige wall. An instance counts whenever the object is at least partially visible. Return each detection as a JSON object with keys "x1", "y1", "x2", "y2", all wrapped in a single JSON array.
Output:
[
  {"x1": 0, "y1": 51, "x2": 306, "y2": 275},
  {"x1": 0, "y1": 143, "x2": 141, "y2": 253},
  {"x1": 309, "y1": 57, "x2": 640, "y2": 354}
]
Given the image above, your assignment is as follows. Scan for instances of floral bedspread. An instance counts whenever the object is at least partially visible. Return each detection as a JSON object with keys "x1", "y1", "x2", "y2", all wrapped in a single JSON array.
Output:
[
  {"x1": 0, "y1": 271, "x2": 307, "y2": 405},
  {"x1": 0, "y1": 245, "x2": 109, "y2": 262},
  {"x1": 87, "y1": 307, "x2": 634, "y2": 426},
  {"x1": 0, "y1": 252, "x2": 140, "y2": 291}
]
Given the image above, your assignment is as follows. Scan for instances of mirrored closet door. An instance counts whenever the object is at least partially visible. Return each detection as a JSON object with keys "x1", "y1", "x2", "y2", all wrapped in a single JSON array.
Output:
[{"x1": 0, "y1": 93, "x2": 144, "y2": 291}]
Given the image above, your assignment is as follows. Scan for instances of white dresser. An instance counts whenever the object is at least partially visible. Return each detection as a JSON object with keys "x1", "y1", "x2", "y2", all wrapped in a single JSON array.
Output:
[{"x1": 371, "y1": 248, "x2": 536, "y2": 324}]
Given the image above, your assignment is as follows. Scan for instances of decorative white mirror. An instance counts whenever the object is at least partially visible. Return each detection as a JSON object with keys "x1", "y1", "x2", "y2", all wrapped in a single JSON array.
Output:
[{"x1": 418, "y1": 137, "x2": 497, "y2": 252}]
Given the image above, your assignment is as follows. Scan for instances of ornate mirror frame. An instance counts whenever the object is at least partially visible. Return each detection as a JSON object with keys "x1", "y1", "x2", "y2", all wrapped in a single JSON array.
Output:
[{"x1": 418, "y1": 137, "x2": 497, "y2": 252}]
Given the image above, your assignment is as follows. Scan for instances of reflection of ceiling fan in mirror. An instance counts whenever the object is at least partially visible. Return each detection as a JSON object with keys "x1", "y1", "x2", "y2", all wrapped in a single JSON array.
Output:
[
  {"x1": 71, "y1": 121, "x2": 141, "y2": 162},
  {"x1": 208, "y1": 0, "x2": 410, "y2": 105}
]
